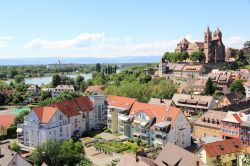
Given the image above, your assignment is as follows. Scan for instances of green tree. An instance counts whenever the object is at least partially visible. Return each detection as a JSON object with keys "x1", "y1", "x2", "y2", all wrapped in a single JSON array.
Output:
[
  {"x1": 75, "y1": 75, "x2": 85, "y2": 86},
  {"x1": 190, "y1": 51, "x2": 205, "y2": 63},
  {"x1": 13, "y1": 110, "x2": 30, "y2": 126},
  {"x1": 0, "y1": 93, "x2": 7, "y2": 105},
  {"x1": 10, "y1": 141, "x2": 21, "y2": 154},
  {"x1": 204, "y1": 77, "x2": 216, "y2": 95},
  {"x1": 241, "y1": 153, "x2": 250, "y2": 166},
  {"x1": 238, "y1": 49, "x2": 245, "y2": 60},
  {"x1": 52, "y1": 74, "x2": 61, "y2": 87},
  {"x1": 39, "y1": 91, "x2": 52, "y2": 101},
  {"x1": 12, "y1": 92, "x2": 25, "y2": 104},
  {"x1": 95, "y1": 63, "x2": 101, "y2": 72},
  {"x1": 229, "y1": 80, "x2": 245, "y2": 94},
  {"x1": 14, "y1": 75, "x2": 24, "y2": 83}
]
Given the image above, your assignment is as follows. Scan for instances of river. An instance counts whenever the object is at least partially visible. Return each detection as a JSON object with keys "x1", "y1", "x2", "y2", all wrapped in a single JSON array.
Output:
[{"x1": 5, "y1": 73, "x2": 92, "y2": 86}]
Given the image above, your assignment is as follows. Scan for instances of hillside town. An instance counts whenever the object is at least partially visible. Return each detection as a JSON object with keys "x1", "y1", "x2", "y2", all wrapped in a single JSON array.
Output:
[{"x1": 0, "y1": 25, "x2": 250, "y2": 166}]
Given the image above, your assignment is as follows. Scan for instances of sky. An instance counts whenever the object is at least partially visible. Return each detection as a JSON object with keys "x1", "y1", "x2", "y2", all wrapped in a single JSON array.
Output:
[{"x1": 0, "y1": 0, "x2": 250, "y2": 60}]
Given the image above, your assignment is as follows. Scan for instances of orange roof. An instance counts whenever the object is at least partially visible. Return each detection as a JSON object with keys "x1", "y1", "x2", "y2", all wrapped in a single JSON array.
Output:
[
  {"x1": 182, "y1": 65, "x2": 203, "y2": 72},
  {"x1": 202, "y1": 138, "x2": 243, "y2": 158},
  {"x1": 85, "y1": 85, "x2": 105, "y2": 94},
  {"x1": 50, "y1": 96, "x2": 93, "y2": 116},
  {"x1": 0, "y1": 114, "x2": 16, "y2": 128},
  {"x1": 241, "y1": 146, "x2": 250, "y2": 154},
  {"x1": 129, "y1": 102, "x2": 180, "y2": 125},
  {"x1": 33, "y1": 107, "x2": 58, "y2": 123},
  {"x1": 107, "y1": 95, "x2": 137, "y2": 109}
]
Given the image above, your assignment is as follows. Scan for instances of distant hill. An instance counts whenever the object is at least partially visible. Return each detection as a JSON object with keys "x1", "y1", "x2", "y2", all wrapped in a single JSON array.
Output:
[{"x1": 0, "y1": 56, "x2": 161, "y2": 65}]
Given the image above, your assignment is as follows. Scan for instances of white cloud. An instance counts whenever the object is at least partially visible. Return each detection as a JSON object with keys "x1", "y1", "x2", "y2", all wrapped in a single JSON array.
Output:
[
  {"x1": 0, "y1": 36, "x2": 12, "y2": 48},
  {"x1": 24, "y1": 33, "x2": 105, "y2": 49},
  {"x1": 224, "y1": 36, "x2": 246, "y2": 48}
]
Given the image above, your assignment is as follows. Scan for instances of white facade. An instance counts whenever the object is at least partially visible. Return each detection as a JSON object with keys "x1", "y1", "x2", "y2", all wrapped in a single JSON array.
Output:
[
  {"x1": 22, "y1": 110, "x2": 71, "y2": 147},
  {"x1": 245, "y1": 80, "x2": 250, "y2": 98}
]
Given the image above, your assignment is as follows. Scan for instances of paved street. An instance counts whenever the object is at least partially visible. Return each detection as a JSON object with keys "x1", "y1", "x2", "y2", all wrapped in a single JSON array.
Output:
[{"x1": 0, "y1": 140, "x2": 16, "y2": 166}]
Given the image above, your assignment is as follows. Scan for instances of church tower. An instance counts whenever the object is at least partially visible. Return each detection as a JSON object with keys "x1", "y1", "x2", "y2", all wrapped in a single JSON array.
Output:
[{"x1": 204, "y1": 26, "x2": 212, "y2": 63}]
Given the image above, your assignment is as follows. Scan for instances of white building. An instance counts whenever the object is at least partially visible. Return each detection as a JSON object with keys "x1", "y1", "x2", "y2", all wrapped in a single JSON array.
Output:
[
  {"x1": 245, "y1": 79, "x2": 250, "y2": 98},
  {"x1": 51, "y1": 85, "x2": 75, "y2": 97},
  {"x1": 17, "y1": 96, "x2": 93, "y2": 147}
]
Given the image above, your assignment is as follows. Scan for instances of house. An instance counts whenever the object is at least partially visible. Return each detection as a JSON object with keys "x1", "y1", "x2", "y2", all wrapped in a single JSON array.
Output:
[
  {"x1": 154, "y1": 143, "x2": 204, "y2": 166},
  {"x1": 51, "y1": 85, "x2": 75, "y2": 97},
  {"x1": 182, "y1": 79, "x2": 205, "y2": 95},
  {"x1": 84, "y1": 85, "x2": 105, "y2": 95},
  {"x1": 245, "y1": 79, "x2": 250, "y2": 98},
  {"x1": 165, "y1": 63, "x2": 185, "y2": 76},
  {"x1": 215, "y1": 99, "x2": 250, "y2": 114},
  {"x1": 217, "y1": 92, "x2": 245, "y2": 108},
  {"x1": 129, "y1": 102, "x2": 191, "y2": 148},
  {"x1": 117, "y1": 154, "x2": 156, "y2": 166},
  {"x1": 26, "y1": 84, "x2": 41, "y2": 94},
  {"x1": 209, "y1": 72, "x2": 232, "y2": 94},
  {"x1": 193, "y1": 110, "x2": 227, "y2": 139},
  {"x1": 107, "y1": 95, "x2": 191, "y2": 148},
  {"x1": 107, "y1": 95, "x2": 137, "y2": 134},
  {"x1": 17, "y1": 96, "x2": 93, "y2": 147},
  {"x1": 7, "y1": 153, "x2": 32, "y2": 166},
  {"x1": 171, "y1": 93, "x2": 216, "y2": 116},
  {"x1": 196, "y1": 138, "x2": 243, "y2": 166},
  {"x1": 181, "y1": 65, "x2": 206, "y2": 78},
  {"x1": 148, "y1": 98, "x2": 172, "y2": 106},
  {"x1": 221, "y1": 111, "x2": 250, "y2": 145}
]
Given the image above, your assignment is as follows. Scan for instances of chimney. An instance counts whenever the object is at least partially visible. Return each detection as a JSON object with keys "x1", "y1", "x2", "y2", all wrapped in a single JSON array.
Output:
[
  {"x1": 196, "y1": 161, "x2": 199, "y2": 166},
  {"x1": 160, "y1": 98, "x2": 163, "y2": 103}
]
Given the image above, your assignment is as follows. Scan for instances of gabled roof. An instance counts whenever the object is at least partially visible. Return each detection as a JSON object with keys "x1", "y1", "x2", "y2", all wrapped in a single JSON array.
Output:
[
  {"x1": 107, "y1": 95, "x2": 137, "y2": 109},
  {"x1": 33, "y1": 107, "x2": 58, "y2": 123},
  {"x1": 155, "y1": 143, "x2": 204, "y2": 166},
  {"x1": 202, "y1": 138, "x2": 243, "y2": 158},
  {"x1": 223, "y1": 92, "x2": 245, "y2": 104},
  {"x1": 85, "y1": 85, "x2": 105, "y2": 94},
  {"x1": 50, "y1": 96, "x2": 93, "y2": 116},
  {"x1": 55, "y1": 85, "x2": 75, "y2": 90},
  {"x1": 223, "y1": 113, "x2": 243, "y2": 123},
  {"x1": 129, "y1": 102, "x2": 181, "y2": 127}
]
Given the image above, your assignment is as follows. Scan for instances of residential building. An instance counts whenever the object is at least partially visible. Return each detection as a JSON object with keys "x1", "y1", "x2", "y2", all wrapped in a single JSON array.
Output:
[
  {"x1": 171, "y1": 93, "x2": 216, "y2": 116},
  {"x1": 107, "y1": 95, "x2": 191, "y2": 148},
  {"x1": 89, "y1": 94, "x2": 107, "y2": 130},
  {"x1": 196, "y1": 138, "x2": 243, "y2": 166},
  {"x1": 7, "y1": 153, "x2": 32, "y2": 166},
  {"x1": 84, "y1": 85, "x2": 105, "y2": 95},
  {"x1": 221, "y1": 111, "x2": 250, "y2": 145},
  {"x1": 148, "y1": 98, "x2": 172, "y2": 106},
  {"x1": 181, "y1": 65, "x2": 206, "y2": 78},
  {"x1": 182, "y1": 79, "x2": 205, "y2": 95},
  {"x1": 17, "y1": 96, "x2": 93, "y2": 147},
  {"x1": 26, "y1": 84, "x2": 41, "y2": 94},
  {"x1": 107, "y1": 95, "x2": 137, "y2": 135},
  {"x1": 215, "y1": 99, "x2": 250, "y2": 114},
  {"x1": 217, "y1": 92, "x2": 245, "y2": 108},
  {"x1": 193, "y1": 110, "x2": 227, "y2": 139},
  {"x1": 175, "y1": 26, "x2": 225, "y2": 63},
  {"x1": 209, "y1": 72, "x2": 232, "y2": 94},
  {"x1": 51, "y1": 85, "x2": 75, "y2": 97},
  {"x1": 154, "y1": 143, "x2": 204, "y2": 166},
  {"x1": 165, "y1": 63, "x2": 185, "y2": 76}
]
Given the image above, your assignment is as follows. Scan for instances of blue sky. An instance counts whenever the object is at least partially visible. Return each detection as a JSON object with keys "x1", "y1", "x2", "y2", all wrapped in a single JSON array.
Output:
[{"x1": 0, "y1": 0, "x2": 250, "y2": 59}]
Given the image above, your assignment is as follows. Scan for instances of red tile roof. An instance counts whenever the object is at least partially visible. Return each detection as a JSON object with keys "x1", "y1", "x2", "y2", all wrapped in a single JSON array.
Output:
[
  {"x1": 85, "y1": 85, "x2": 105, "y2": 94},
  {"x1": 32, "y1": 96, "x2": 93, "y2": 123},
  {"x1": 33, "y1": 107, "x2": 58, "y2": 123},
  {"x1": 129, "y1": 102, "x2": 181, "y2": 126},
  {"x1": 50, "y1": 96, "x2": 93, "y2": 116},
  {"x1": 202, "y1": 138, "x2": 243, "y2": 158},
  {"x1": 0, "y1": 114, "x2": 16, "y2": 128},
  {"x1": 107, "y1": 95, "x2": 137, "y2": 109}
]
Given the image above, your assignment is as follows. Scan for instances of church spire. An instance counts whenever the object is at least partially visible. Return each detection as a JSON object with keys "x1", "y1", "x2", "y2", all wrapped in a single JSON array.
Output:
[{"x1": 206, "y1": 25, "x2": 210, "y2": 33}]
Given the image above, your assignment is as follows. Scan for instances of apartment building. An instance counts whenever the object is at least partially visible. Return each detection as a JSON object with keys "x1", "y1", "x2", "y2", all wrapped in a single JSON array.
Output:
[
  {"x1": 107, "y1": 95, "x2": 191, "y2": 148},
  {"x1": 172, "y1": 93, "x2": 216, "y2": 116},
  {"x1": 51, "y1": 85, "x2": 75, "y2": 97},
  {"x1": 221, "y1": 112, "x2": 250, "y2": 145},
  {"x1": 26, "y1": 84, "x2": 41, "y2": 94},
  {"x1": 193, "y1": 110, "x2": 227, "y2": 139},
  {"x1": 17, "y1": 96, "x2": 93, "y2": 147}
]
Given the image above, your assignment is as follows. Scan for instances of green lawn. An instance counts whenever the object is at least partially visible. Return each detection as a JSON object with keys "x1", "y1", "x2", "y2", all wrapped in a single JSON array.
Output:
[{"x1": 243, "y1": 65, "x2": 250, "y2": 69}]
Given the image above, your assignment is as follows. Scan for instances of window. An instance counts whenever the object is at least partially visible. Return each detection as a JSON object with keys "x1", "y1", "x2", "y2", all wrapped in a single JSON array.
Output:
[
  {"x1": 235, "y1": 124, "x2": 238, "y2": 128},
  {"x1": 229, "y1": 123, "x2": 232, "y2": 127},
  {"x1": 60, "y1": 115, "x2": 63, "y2": 120},
  {"x1": 60, "y1": 127, "x2": 62, "y2": 132}
]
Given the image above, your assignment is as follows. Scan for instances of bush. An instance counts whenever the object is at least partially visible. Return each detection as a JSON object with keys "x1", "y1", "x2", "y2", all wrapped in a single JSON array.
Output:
[
  {"x1": 10, "y1": 141, "x2": 21, "y2": 153},
  {"x1": 7, "y1": 126, "x2": 17, "y2": 138}
]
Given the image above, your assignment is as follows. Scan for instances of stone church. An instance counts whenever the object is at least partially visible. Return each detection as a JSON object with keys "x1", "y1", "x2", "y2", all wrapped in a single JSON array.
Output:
[{"x1": 175, "y1": 26, "x2": 225, "y2": 63}]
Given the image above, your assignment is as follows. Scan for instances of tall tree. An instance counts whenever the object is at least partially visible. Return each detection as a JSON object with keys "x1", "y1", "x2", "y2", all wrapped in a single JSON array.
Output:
[
  {"x1": 230, "y1": 80, "x2": 245, "y2": 95},
  {"x1": 238, "y1": 49, "x2": 245, "y2": 60},
  {"x1": 52, "y1": 74, "x2": 61, "y2": 87},
  {"x1": 14, "y1": 75, "x2": 24, "y2": 83},
  {"x1": 95, "y1": 63, "x2": 101, "y2": 72},
  {"x1": 190, "y1": 51, "x2": 205, "y2": 63},
  {"x1": 204, "y1": 77, "x2": 216, "y2": 95}
]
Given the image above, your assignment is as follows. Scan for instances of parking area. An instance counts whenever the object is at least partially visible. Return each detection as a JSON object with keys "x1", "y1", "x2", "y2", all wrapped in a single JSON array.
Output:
[{"x1": 85, "y1": 146, "x2": 121, "y2": 166}]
